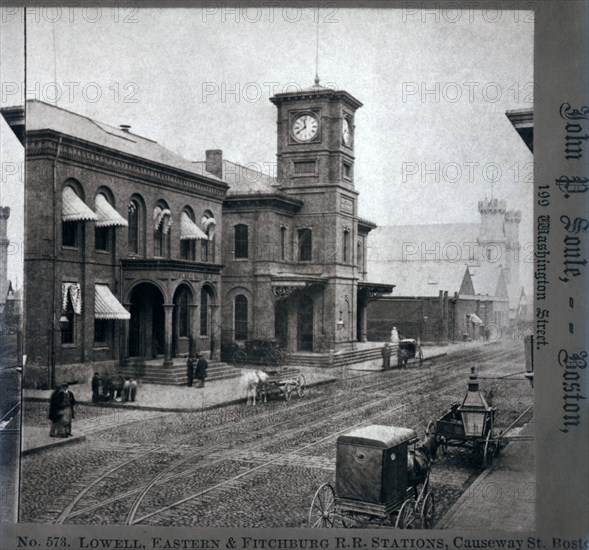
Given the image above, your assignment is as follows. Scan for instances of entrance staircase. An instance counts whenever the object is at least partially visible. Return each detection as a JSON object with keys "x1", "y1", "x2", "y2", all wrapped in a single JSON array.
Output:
[
  {"x1": 119, "y1": 356, "x2": 242, "y2": 385},
  {"x1": 287, "y1": 343, "x2": 396, "y2": 370}
]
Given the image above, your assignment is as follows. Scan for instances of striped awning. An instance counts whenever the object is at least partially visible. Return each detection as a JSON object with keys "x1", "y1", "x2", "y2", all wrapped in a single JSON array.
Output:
[
  {"x1": 180, "y1": 212, "x2": 208, "y2": 240},
  {"x1": 62, "y1": 187, "x2": 97, "y2": 222},
  {"x1": 95, "y1": 284, "x2": 130, "y2": 320},
  {"x1": 202, "y1": 216, "x2": 217, "y2": 238},
  {"x1": 95, "y1": 194, "x2": 128, "y2": 228}
]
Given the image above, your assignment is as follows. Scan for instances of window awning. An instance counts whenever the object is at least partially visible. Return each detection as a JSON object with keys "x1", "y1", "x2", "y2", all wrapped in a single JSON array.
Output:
[
  {"x1": 62, "y1": 187, "x2": 97, "y2": 222},
  {"x1": 469, "y1": 313, "x2": 483, "y2": 325},
  {"x1": 95, "y1": 284, "x2": 130, "y2": 320},
  {"x1": 95, "y1": 194, "x2": 128, "y2": 228},
  {"x1": 154, "y1": 206, "x2": 173, "y2": 233},
  {"x1": 202, "y1": 216, "x2": 217, "y2": 238},
  {"x1": 180, "y1": 212, "x2": 209, "y2": 240}
]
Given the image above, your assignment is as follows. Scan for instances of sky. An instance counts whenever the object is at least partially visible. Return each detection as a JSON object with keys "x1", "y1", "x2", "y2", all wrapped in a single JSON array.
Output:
[{"x1": 0, "y1": 3, "x2": 534, "y2": 289}]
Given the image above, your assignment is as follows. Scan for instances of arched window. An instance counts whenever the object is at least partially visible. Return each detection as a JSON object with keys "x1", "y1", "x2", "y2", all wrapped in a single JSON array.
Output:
[
  {"x1": 234, "y1": 295, "x2": 248, "y2": 340},
  {"x1": 342, "y1": 229, "x2": 350, "y2": 263},
  {"x1": 200, "y1": 287, "x2": 209, "y2": 336},
  {"x1": 234, "y1": 224, "x2": 249, "y2": 259},
  {"x1": 62, "y1": 184, "x2": 95, "y2": 248},
  {"x1": 280, "y1": 226, "x2": 287, "y2": 261},
  {"x1": 154, "y1": 201, "x2": 172, "y2": 258},
  {"x1": 128, "y1": 200, "x2": 140, "y2": 254},
  {"x1": 201, "y1": 211, "x2": 216, "y2": 262},
  {"x1": 180, "y1": 209, "x2": 197, "y2": 261},
  {"x1": 298, "y1": 228, "x2": 312, "y2": 262}
]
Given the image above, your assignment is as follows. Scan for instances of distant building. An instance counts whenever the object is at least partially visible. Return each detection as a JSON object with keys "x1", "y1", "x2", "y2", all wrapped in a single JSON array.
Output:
[{"x1": 366, "y1": 199, "x2": 522, "y2": 343}]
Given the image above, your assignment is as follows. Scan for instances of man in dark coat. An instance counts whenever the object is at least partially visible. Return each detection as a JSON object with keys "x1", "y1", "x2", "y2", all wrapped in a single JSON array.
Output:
[
  {"x1": 194, "y1": 353, "x2": 208, "y2": 388},
  {"x1": 49, "y1": 383, "x2": 76, "y2": 437},
  {"x1": 186, "y1": 356, "x2": 195, "y2": 387},
  {"x1": 91, "y1": 373, "x2": 101, "y2": 403}
]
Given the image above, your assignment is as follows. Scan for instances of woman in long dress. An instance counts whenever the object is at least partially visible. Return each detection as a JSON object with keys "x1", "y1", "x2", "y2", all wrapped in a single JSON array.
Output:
[{"x1": 48, "y1": 384, "x2": 75, "y2": 437}]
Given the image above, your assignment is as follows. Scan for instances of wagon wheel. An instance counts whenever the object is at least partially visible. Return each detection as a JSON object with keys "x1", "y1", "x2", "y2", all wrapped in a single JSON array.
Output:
[
  {"x1": 269, "y1": 348, "x2": 284, "y2": 365},
  {"x1": 420, "y1": 492, "x2": 436, "y2": 528},
  {"x1": 233, "y1": 350, "x2": 247, "y2": 365},
  {"x1": 308, "y1": 483, "x2": 336, "y2": 528},
  {"x1": 395, "y1": 498, "x2": 416, "y2": 529},
  {"x1": 425, "y1": 421, "x2": 436, "y2": 436},
  {"x1": 417, "y1": 347, "x2": 424, "y2": 367},
  {"x1": 483, "y1": 431, "x2": 497, "y2": 468},
  {"x1": 283, "y1": 382, "x2": 292, "y2": 402},
  {"x1": 296, "y1": 373, "x2": 306, "y2": 398}
]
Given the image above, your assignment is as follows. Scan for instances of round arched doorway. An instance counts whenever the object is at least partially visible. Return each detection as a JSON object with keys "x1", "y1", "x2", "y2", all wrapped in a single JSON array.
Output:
[{"x1": 128, "y1": 282, "x2": 165, "y2": 358}]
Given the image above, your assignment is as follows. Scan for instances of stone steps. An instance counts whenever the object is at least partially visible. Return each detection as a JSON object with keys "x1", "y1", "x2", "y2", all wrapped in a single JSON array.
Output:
[{"x1": 118, "y1": 360, "x2": 241, "y2": 385}]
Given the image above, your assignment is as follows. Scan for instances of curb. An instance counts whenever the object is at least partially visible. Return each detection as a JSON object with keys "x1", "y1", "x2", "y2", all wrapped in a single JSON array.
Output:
[
  {"x1": 22, "y1": 434, "x2": 87, "y2": 456},
  {"x1": 23, "y1": 377, "x2": 338, "y2": 414}
]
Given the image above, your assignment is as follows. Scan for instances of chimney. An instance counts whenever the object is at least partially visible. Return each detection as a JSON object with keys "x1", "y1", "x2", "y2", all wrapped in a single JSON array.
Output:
[{"x1": 206, "y1": 150, "x2": 223, "y2": 179}]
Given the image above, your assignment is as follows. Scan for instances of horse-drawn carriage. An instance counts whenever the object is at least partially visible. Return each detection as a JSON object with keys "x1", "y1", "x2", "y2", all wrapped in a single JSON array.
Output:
[
  {"x1": 244, "y1": 367, "x2": 306, "y2": 405},
  {"x1": 397, "y1": 338, "x2": 424, "y2": 368},
  {"x1": 309, "y1": 425, "x2": 436, "y2": 529},
  {"x1": 426, "y1": 367, "x2": 499, "y2": 468},
  {"x1": 228, "y1": 339, "x2": 287, "y2": 366}
]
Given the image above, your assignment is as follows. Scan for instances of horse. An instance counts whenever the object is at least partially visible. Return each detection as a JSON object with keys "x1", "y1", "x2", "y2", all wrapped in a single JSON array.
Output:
[
  {"x1": 407, "y1": 431, "x2": 439, "y2": 488},
  {"x1": 242, "y1": 370, "x2": 269, "y2": 405}
]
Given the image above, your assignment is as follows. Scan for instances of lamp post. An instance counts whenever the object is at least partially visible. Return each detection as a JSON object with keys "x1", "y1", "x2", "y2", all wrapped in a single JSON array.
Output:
[{"x1": 459, "y1": 366, "x2": 494, "y2": 437}]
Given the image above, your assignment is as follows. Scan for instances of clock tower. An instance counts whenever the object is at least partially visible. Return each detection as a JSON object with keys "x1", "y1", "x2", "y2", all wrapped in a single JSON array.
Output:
[
  {"x1": 269, "y1": 82, "x2": 364, "y2": 352},
  {"x1": 270, "y1": 82, "x2": 362, "y2": 189}
]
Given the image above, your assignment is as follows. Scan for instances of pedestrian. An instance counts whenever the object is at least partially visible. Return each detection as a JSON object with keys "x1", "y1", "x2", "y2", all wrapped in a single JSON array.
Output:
[
  {"x1": 186, "y1": 355, "x2": 195, "y2": 387},
  {"x1": 390, "y1": 326, "x2": 400, "y2": 344},
  {"x1": 194, "y1": 353, "x2": 208, "y2": 388},
  {"x1": 48, "y1": 383, "x2": 76, "y2": 437},
  {"x1": 122, "y1": 377, "x2": 131, "y2": 402},
  {"x1": 381, "y1": 344, "x2": 391, "y2": 370},
  {"x1": 108, "y1": 375, "x2": 116, "y2": 401},
  {"x1": 129, "y1": 378, "x2": 138, "y2": 402},
  {"x1": 91, "y1": 372, "x2": 101, "y2": 403},
  {"x1": 114, "y1": 375, "x2": 124, "y2": 402}
]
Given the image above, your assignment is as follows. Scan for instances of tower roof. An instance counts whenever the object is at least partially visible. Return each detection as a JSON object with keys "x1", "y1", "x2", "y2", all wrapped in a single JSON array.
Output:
[{"x1": 269, "y1": 85, "x2": 363, "y2": 110}]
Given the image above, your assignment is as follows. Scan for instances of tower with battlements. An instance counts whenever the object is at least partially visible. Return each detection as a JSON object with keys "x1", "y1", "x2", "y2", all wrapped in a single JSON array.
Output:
[{"x1": 478, "y1": 198, "x2": 522, "y2": 318}]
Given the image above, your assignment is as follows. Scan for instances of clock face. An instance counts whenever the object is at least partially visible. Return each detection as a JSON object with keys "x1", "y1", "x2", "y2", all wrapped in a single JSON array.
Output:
[
  {"x1": 292, "y1": 114, "x2": 319, "y2": 142},
  {"x1": 342, "y1": 118, "x2": 352, "y2": 146}
]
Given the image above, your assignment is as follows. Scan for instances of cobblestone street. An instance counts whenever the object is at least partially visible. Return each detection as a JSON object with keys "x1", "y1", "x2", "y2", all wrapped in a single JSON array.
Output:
[{"x1": 20, "y1": 343, "x2": 533, "y2": 528}]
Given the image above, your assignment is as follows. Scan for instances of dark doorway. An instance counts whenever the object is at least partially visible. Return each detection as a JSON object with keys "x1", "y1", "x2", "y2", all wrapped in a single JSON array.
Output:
[
  {"x1": 172, "y1": 284, "x2": 193, "y2": 357},
  {"x1": 129, "y1": 283, "x2": 165, "y2": 358},
  {"x1": 297, "y1": 295, "x2": 314, "y2": 351},
  {"x1": 275, "y1": 300, "x2": 288, "y2": 348}
]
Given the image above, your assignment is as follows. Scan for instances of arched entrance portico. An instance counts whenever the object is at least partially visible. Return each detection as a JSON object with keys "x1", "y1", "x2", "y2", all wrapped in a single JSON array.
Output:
[
  {"x1": 200, "y1": 283, "x2": 221, "y2": 360},
  {"x1": 129, "y1": 282, "x2": 165, "y2": 358}
]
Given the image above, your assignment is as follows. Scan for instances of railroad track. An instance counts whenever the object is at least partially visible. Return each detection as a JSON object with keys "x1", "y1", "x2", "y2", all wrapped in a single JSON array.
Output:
[{"x1": 38, "y1": 345, "x2": 526, "y2": 526}]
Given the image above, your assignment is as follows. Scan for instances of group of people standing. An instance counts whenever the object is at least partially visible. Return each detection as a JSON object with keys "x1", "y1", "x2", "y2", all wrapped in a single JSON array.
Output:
[
  {"x1": 186, "y1": 353, "x2": 208, "y2": 387},
  {"x1": 48, "y1": 383, "x2": 76, "y2": 438},
  {"x1": 91, "y1": 373, "x2": 138, "y2": 403}
]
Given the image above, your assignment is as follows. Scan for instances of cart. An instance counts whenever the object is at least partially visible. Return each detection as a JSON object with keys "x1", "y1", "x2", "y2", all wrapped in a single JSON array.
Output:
[
  {"x1": 229, "y1": 339, "x2": 288, "y2": 366},
  {"x1": 398, "y1": 339, "x2": 423, "y2": 368},
  {"x1": 309, "y1": 425, "x2": 435, "y2": 529},
  {"x1": 257, "y1": 367, "x2": 306, "y2": 402},
  {"x1": 427, "y1": 367, "x2": 499, "y2": 468}
]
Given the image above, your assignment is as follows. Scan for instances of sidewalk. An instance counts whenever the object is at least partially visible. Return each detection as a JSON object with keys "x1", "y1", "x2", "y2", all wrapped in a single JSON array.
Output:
[
  {"x1": 24, "y1": 365, "x2": 340, "y2": 413},
  {"x1": 437, "y1": 420, "x2": 535, "y2": 530}
]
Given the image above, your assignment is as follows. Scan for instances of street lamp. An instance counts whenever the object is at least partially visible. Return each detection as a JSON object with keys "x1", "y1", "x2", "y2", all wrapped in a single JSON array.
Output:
[{"x1": 459, "y1": 366, "x2": 494, "y2": 437}]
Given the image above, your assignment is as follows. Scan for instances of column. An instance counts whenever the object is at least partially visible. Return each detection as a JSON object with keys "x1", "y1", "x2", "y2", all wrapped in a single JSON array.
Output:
[
  {"x1": 121, "y1": 302, "x2": 131, "y2": 367},
  {"x1": 189, "y1": 304, "x2": 199, "y2": 355},
  {"x1": 210, "y1": 304, "x2": 220, "y2": 361},
  {"x1": 360, "y1": 299, "x2": 368, "y2": 343},
  {"x1": 163, "y1": 303, "x2": 174, "y2": 366}
]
